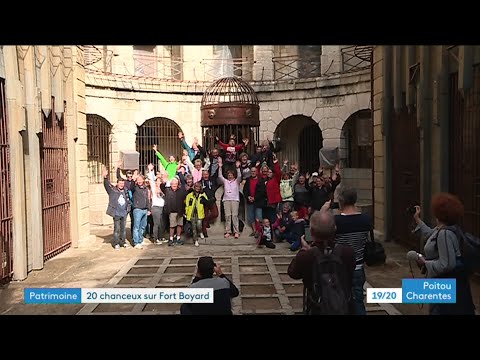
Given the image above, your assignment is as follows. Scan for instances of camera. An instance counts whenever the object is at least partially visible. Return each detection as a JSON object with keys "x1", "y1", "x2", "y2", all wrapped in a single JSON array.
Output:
[
  {"x1": 406, "y1": 205, "x2": 418, "y2": 216},
  {"x1": 330, "y1": 202, "x2": 339, "y2": 210},
  {"x1": 304, "y1": 225, "x2": 313, "y2": 244}
]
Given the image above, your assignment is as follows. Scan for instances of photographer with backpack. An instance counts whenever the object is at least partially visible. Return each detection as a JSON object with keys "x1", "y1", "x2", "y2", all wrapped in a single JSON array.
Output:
[{"x1": 287, "y1": 210, "x2": 356, "y2": 315}]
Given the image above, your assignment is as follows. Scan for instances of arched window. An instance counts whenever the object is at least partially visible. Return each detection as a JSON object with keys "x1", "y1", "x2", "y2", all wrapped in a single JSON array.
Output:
[{"x1": 87, "y1": 115, "x2": 112, "y2": 183}]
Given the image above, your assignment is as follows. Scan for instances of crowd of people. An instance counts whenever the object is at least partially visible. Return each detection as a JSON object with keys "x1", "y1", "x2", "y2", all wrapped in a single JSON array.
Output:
[
  {"x1": 103, "y1": 131, "x2": 342, "y2": 250},
  {"x1": 104, "y1": 132, "x2": 477, "y2": 315}
]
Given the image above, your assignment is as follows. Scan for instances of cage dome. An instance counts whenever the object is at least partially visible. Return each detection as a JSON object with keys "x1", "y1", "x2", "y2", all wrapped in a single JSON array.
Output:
[
  {"x1": 201, "y1": 77, "x2": 259, "y2": 106},
  {"x1": 201, "y1": 77, "x2": 259, "y2": 127}
]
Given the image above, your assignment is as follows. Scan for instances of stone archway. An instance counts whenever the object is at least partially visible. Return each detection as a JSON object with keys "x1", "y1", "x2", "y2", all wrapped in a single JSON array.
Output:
[
  {"x1": 274, "y1": 115, "x2": 322, "y2": 174},
  {"x1": 136, "y1": 117, "x2": 183, "y2": 175}
]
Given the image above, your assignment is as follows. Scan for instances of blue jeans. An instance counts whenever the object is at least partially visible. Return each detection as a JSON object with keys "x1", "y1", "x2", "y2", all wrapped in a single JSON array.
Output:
[
  {"x1": 246, "y1": 204, "x2": 262, "y2": 225},
  {"x1": 133, "y1": 208, "x2": 148, "y2": 245},
  {"x1": 352, "y1": 268, "x2": 366, "y2": 315}
]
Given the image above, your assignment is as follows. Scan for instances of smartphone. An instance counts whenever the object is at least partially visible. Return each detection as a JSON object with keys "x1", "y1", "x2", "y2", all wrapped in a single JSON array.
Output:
[
  {"x1": 330, "y1": 202, "x2": 339, "y2": 210},
  {"x1": 304, "y1": 225, "x2": 313, "y2": 244}
]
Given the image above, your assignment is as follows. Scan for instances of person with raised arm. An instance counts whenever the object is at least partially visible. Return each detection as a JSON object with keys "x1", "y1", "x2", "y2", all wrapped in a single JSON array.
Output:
[
  {"x1": 103, "y1": 166, "x2": 130, "y2": 249},
  {"x1": 178, "y1": 131, "x2": 207, "y2": 163},
  {"x1": 215, "y1": 134, "x2": 249, "y2": 174},
  {"x1": 217, "y1": 157, "x2": 242, "y2": 238},
  {"x1": 152, "y1": 144, "x2": 178, "y2": 181}
]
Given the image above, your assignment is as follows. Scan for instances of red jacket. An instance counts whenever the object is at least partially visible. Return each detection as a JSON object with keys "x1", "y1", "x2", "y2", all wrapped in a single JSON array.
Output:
[{"x1": 265, "y1": 162, "x2": 282, "y2": 205}]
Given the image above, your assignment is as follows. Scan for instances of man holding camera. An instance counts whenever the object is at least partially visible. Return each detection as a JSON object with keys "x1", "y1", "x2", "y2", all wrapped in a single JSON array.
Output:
[{"x1": 180, "y1": 256, "x2": 239, "y2": 315}]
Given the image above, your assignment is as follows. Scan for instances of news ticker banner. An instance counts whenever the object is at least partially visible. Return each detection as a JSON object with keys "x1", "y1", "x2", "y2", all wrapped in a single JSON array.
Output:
[
  {"x1": 24, "y1": 279, "x2": 456, "y2": 304},
  {"x1": 24, "y1": 288, "x2": 213, "y2": 304},
  {"x1": 367, "y1": 279, "x2": 456, "y2": 304}
]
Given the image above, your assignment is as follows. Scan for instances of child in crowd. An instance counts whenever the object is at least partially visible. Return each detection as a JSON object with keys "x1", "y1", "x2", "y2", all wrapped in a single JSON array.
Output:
[
  {"x1": 288, "y1": 211, "x2": 306, "y2": 251},
  {"x1": 255, "y1": 218, "x2": 276, "y2": 249},
  {"x1": 272, "y1": 203, "x2": 294, "y2": 243}
]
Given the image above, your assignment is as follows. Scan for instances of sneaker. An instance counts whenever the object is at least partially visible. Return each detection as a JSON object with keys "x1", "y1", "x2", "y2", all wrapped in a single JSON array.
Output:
[
  {"x1": 161, "y1": 238, "x2": 168, "y2": 244},
  {"x1": 249, "y1": 232, "x2": 255, "y2": 237},
  {"x1": 234, "y1": 233, "x2": 239, "y2": 239},
  {"x1": 194, "y1": 240, "x2": 199, "y2": 247},
  {"x1": 176, "y1": 237, "x2": 184, "y2": 245},
  {"x1": 154, "y1": 239, "x2": 162, "y2": 245},
  {"x1": 114, "y1": 244, "x2": 120, "y2": 250},
  {"x1": 224, "y1": 233, "x2": 231, "y2": 238},
  {"x1": 168, "y1": 239, "x2": 175, "y2": 246},
  {"x1": 123, "y1": 243, "x2": 130, "y2": 248},
  {"x1": 265, "y1": 241, "x2": 276, "y2": 249},
  {"x1": 134, "y1": 244, "x2": 143, "y2": 249},
  {"x1": 200, "y1": 233, "x2": 205, "y2": 239}
]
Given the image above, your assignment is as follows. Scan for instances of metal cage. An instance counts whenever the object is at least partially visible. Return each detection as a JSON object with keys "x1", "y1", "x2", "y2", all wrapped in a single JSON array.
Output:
[{"x1": 201, "y1": 77, "x2": 260, "y2": 154}]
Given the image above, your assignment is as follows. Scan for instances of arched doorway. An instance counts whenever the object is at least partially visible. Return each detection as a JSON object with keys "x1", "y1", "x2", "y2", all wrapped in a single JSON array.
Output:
[
  {"x1": 275, "y1": 115, "x2": 322, "y2": 174},
  {"x1": 136, "y1": 118, "x2": 183, "y2": 175}
]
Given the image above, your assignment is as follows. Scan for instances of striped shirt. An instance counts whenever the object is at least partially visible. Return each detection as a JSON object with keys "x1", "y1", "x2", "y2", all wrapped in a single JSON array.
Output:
[{"x1": 335, "y1": 213, "x2": 372, "y2": 270}]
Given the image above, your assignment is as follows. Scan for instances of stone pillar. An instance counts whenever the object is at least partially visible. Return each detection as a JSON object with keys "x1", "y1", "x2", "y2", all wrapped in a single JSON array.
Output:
[
  {"x1": 24, "y1": 46, "x2": 44, "y2": 270},
  {"x1": 372, "y1": 46, "x2": 386, "y2": 236},
  {"x1": 73, "y1": 46, "x2": 92, "y2": 244},
  {"x1": 3, "y1": 46, "x2": 28, "y2": 280},
  {"x1": 65, "y1": 46, "x2": 79, "y2": 248},
  {"x1": 321, "y1": 46, "x2": 342, "y2": 75},
  {"x1": 253, "y1": 46, "x2": 274, "y2": 81}
]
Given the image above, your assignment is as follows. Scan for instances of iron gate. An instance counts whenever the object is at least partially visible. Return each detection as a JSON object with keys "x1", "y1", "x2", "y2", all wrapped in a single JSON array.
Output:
[
  {"x1": 449, "y1": 69, "x2": 480, "y2": 239},
  {"x1": 136, "y1": 118, "x2": 183, "y2": 176},
  {"x1": 274, "y1": 116, "x2": 322, "y2": 175},
  {"x1": 299, "y1": 123, "x2": 322, "y2": 174},
  {"x1": 390, "y1": 105, "x2": 421, "y2": 250},
  {"x1": 87, "y1": 114, "x2": 112, "y2": 183},
  {"x1": 0, "y1": 79, "x2": 13, "y2": 282},
  {"x1": 41, "y1": 98, "x2": 71, "y2": 260}
]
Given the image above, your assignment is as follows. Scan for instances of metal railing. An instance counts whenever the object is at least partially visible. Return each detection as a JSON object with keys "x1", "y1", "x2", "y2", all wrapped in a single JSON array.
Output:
[
  {"x1": 133, "y1": 54, "x2": 183, "y2": 81},
  {"x1": 341, "y1": 45, "x2": 372, "y2": 73},
  {"x1": 84, "y1": 46, "x2": 372, "y2": 83},
  {"x1": 273, "y1": 55, "x2": 321, "y2": 80},
  {"x1": 84, "y1": 45, "x2": 114, "y2": 73},
  {"x1": 200, "y1": 58, "x2": 254, "y2": 81}
]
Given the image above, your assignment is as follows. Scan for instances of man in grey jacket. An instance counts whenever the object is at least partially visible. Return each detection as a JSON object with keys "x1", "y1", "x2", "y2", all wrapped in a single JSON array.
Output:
[{"x1": 103, "y1": 167, "x2": 131, "y2": 249}]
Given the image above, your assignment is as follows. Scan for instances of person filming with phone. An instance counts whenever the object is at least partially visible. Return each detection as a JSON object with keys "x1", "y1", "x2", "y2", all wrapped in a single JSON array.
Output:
[
  {"x1": 412, "y1": 193, "x2": 475, "y2": 315},
  {"x1": 180, "y1": 256, "x2": 239, "y2": 315}
]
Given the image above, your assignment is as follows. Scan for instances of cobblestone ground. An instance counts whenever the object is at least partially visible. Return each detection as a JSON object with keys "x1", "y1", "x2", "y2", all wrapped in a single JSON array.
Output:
[
  {"x1": 77, "y1": 254, "x2": 400, "y2": 315},
  {"x1": 1, "y1": 224, "x2": 478, "y2": 315}
]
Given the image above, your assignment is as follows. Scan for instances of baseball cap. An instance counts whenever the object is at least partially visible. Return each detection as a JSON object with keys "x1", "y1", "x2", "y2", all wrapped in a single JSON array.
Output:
[{"x1": 312, "y1": 172, "x2": 319, "y2": 177}]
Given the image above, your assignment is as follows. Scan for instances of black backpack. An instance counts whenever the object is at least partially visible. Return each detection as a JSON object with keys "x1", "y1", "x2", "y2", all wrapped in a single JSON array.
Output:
[
  {"x1": 304, "y1": 246, "x2": 351, "y2": 315},
  {"x1": 440, "y1": 226, "x2": 480, "y2": 272}
]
